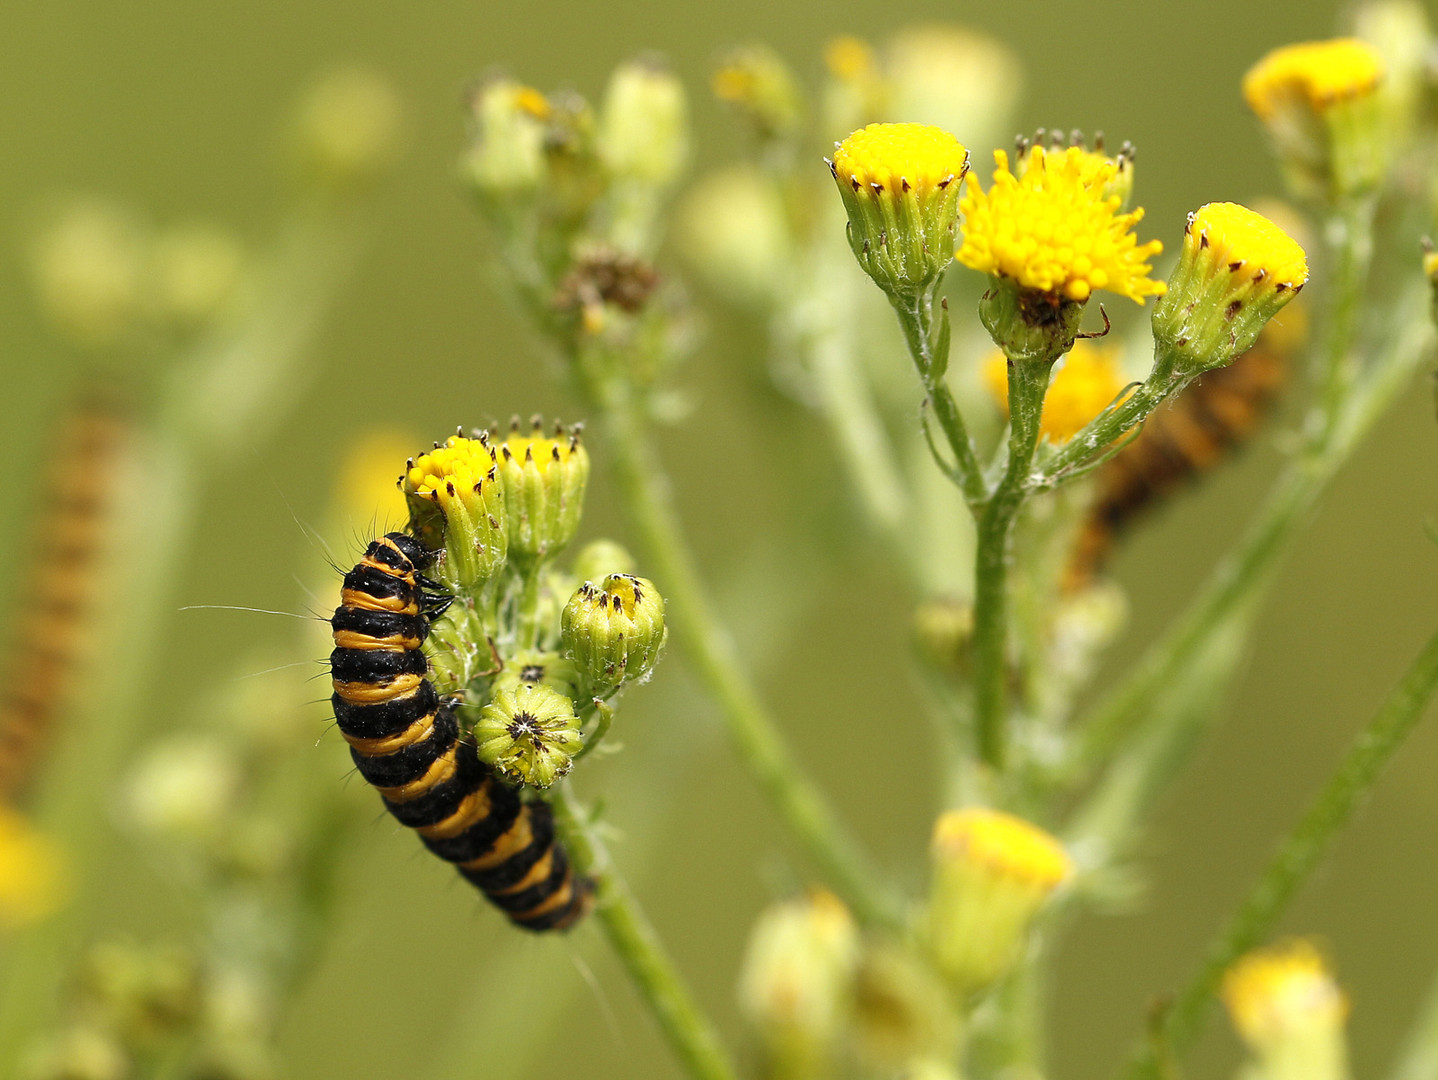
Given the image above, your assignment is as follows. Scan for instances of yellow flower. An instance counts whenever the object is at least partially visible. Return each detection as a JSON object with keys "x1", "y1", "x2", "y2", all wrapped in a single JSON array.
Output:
[
  {"x1": 402, "y1": 432, "x2": 508, "y2": 587},
  {"x1": 331, "y1": 428, "x2": 418, "y2": 532},
  {"x1": 824, "y1": 36, "x2": 878, "y2": 82},
  {"x1": 1223, "y1": 940, "x2": 1350, "y2": 1080},
  {"x1": 830, "y1": 122, "x2": 969, "y2": 296},
  {"x1": 957, "y1": 145, "x2": 1165, "y2": 305},
  {"x1": 924, "y1": 807, "x2": 1071, "y2": 994},
  {"x1": 0, "y1": 807, "x2": 67, "y2": 929},
  {"x1": 1243, "y1": 39, "x2": 1384, "y2": 120},
  {"x1": 983, "y1": 340, "x2": 1129, "y2": 443}
]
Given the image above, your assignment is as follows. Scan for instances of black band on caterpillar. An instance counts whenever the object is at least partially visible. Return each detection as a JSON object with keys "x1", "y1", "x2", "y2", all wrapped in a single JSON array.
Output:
[{"x1": 330, "y1": 531, "x2": 592, "y2": 932}]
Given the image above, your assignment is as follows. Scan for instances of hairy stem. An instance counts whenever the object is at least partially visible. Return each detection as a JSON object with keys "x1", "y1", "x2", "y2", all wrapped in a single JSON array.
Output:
[
  {"x1": 585, "y1": 375, "x2": 901, "y2": 928},
  {"x1": 1121, "y1": 620, "x2": 1438, "y2": 1080},
  {"x1": 550, "y1": 785, "x2": 739, "y2": 1080}
]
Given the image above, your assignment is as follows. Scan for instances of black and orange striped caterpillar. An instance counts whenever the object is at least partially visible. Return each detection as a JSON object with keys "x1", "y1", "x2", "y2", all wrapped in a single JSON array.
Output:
[
  {"x1": 330, "y1": 532, "x2": 591, "y2": 931},
  {"x1": 1066, "y1": 340, "x2": 1290, "y2": 589},
  {"x1": 0, "y1": 391, "x2": 128, "y2": 802}
]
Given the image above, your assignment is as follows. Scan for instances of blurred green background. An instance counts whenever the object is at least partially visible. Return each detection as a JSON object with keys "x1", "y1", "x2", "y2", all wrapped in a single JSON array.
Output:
[{"x1": 3, "y1": 0, "x2": 1438, "y2": 1077}]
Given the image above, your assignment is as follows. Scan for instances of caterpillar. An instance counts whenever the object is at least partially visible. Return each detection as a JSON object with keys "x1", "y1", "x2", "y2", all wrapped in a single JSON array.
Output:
[
  {"x1": 1066, "y1": 340, "x2": 1290, "y2": 589},
  {"x1": 330, "y1": 531, "x2": 591, "y2": 931},
  {"x1": 0, "y1": 391, "x2": 128, "y2": 802}
]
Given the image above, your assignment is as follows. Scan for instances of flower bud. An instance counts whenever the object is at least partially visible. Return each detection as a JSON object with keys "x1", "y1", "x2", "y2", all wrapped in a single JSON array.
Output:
[
  {"x1": 30, "y1": 200, "x2": 146, "y2": 350},
  {"x1": 912, "y1": 596, "x2": 972, "y2": 679},
  {"x1": 149, "y1": 223, "x2": 246, "y2": 329},
  {"x1": 737, "y1": 890, "x2": 859, "y2": 1077},
  {"x1": 570, "y1": 538, "x2": 637, "y2": 583},
  {"x1": 293, "y1": 67, "x2": 402, "y2": 189},
  {"x1": 122, "y1": 734, "x2": 243, "y2": 846},
  {"x1": 923, "y1": 807, "x2": 1071, "y2": 996},
  {"x1": 712, "y1": 45, "x2": 805, "y2": 142},
  {"x1": 463, "y1": 76, "x2": 550, "y2": 197},
  {"x1": 21, "y1": 1026, "x2": 129, "y2": 1080},
  {"x1": 1243, "y1": 39, "x2": 1387, "y2": 202},
  {"x1": 600, "y1": 57, "x2": 689, "y2": 189},
  {"x1": 491, "y1": 649, "x2": 581, "y2": 700},
  {"x1": 675, "y1": 165, "x2": 793, "y2": 310},
  {"x1": 830, "y1": 123, "x2": 968, "y2": 299},
  {"x1": 1152, "y1": 202, "x2": 1309, "y2": 374},
  {"x1": 474, "y1": 682, "x2": 583, "y2": 789},
  {"x1": 402, "y1": 433, "x2": 508, "y2": 589},
  {"x1": 561, "y1": 573, "x2": 666, "y2": 696},
  {"x1": 496, "y1": 418, "x2": 590, "y2": 568},
  {"x1": 1222, "y1": 940, "x2": 1350, "y2": 1080},
  {"x1": 850, "y1": 941, "x2": 958, "y2": 1072},
  {"x1": 0, "y1": 807, "x2": 67, "y2": 929}
]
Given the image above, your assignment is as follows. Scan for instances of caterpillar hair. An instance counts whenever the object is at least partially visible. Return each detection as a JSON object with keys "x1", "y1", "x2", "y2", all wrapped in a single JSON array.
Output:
[
  {"x1": 1066, "y1": 341, "x2": 1290, "y2": 589},
  {"x1": 330, "y1": 531, "x2": 591, "y2": 931},
  {"x1": 0, "y1": 391, "x2": 128, "y2": 802}
]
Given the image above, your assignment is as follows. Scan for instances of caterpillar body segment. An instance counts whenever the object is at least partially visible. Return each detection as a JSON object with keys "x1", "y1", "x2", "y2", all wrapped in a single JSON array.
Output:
[{"x1": 329, "y1": 532, "x2": 591, "y2": 931}]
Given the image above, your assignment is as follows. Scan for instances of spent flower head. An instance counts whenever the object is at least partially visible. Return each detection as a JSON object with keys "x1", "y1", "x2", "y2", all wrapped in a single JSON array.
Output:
[
  {"x1": 830, "y1": 122, "x2": 969, "y2": 297},
  {"x1": 402, "y1": 432, "x2": 508, "y2": 588},
  {"x1": 1243, "y1": 39, "x2": 1387, "y2": 201},
  {"x1": 1152, "y1": 202, "x2": 1308, "y2": 374},
  {"x1": 475, "y1": 682, "x2": 583, "y2": 789},
  {"x1": 491, "y1": 649, "x2": 581, "y2": 700}
]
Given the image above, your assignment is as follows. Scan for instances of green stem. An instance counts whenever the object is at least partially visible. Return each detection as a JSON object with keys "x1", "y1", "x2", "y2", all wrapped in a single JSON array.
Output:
[
  {"x1": 550, "y1": 785, "x2": 739, "y2": 1080},
  {"x1": 1391, "y1": 966, "x2": 1438, "y2": 1080},
  {"x1": 970, "y1": 359, "x2": 1049, "y2": 769},
  {"x1": 585, "y1": 376, "x2": 901, "y2": 929},
  {"x1": 1121, "y1": 620, "x2": 1438, "y2": 1080},
  {"x1": 572, "y1": 698, "x2": 615, "y2": 762},
  {"x1": 1316, "y1": 198, "x2": 1376, "y2": 432},
  {"x1": 891, "y1": 291, "x2": 987, "y2": 506},
  {"x1": 517, "y1": 566, "x2": 543, "y2": 651}
]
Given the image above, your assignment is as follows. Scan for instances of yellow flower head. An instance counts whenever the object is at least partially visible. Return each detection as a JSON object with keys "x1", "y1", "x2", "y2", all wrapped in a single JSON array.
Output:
[
  {"x1": 402, "y1": 432, "x2": 508, "y2": 587},
  {"x1": 824, "y1": 36, "x2": 878, "y2": 83},
  {"x1": 958, "y1": 145, "x2": 1165, "y2": 305},
  {"x1": 1223, "y1": 940, "x2": 1348, "y2": 1048},
  {"x1": 1153, "y1": 202, "x2": 1308, "y2": 373},
  {"x1": 931, "y1": 807, "x2": 1072, "y2": 888},
  {"x1": 332, "y1": 428, "x2": 417, "y2": 532},
  {"x1": 983, "y1": 340, "x2": 1129, "y2": 443},
  {"x1": 0, "y1": 807, "x2": 67, "y2": 929},
  {"x1": 713, "y1": 45, "x2": 804, "y2": 140},
  {"x1": 830, "y1": 123, "x2": 969, "y2": 296},
  {"x1": 1243, "y1": 39, "x2": 1384, "y2": 120}
]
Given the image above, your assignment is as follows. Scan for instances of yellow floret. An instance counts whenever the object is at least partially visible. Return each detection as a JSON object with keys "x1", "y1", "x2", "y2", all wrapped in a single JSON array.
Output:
[
  {"x1": 957, "y1": 146, "x2": 1165, "y2": 304},
  {"x1": 1223, "y1": 940, "x2": 1348, "y2": 1045},
  {"x1": 499, "y1": 432, "x2": 586, "y2": 475},
  {"x1": 833, "y1": 122, "x2": 968, "y2": 196},
  {"x1": 403, "y1": 433, "x2": 497, "y2": 497},
  {"x1": 931, "y1": 807, "x2": 1071, "y2": 888},
  {"x1": 983, "y1": 341, "x2": 1129, "y2": 443},
  {"x1": 1188, "y1": 202, "x2": 1309, "y2": 288},
  {"x1": 1243, "y1": 39, "x2": 1384, "y2": 120}
]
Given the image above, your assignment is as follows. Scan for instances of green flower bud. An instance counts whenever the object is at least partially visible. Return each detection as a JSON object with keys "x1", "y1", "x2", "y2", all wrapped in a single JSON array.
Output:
[
  {"x1": 600, "y1": 56, "x2": 690, "y2": 189},
  {"x1": 675, "y1": 165, "x2": 793, "y2": 310},
  {"x1": 22, "y1": 1025, "x2": 129, "y2": 1080},
  {"x1": 30, "y1": 200, "x2": 146, "y2": 350},
  {"x1": 829, "y1": 122, "x2": 968, "y2": 299},
  {"x1": 923, "y1": 808, "x2": 1071, "y2": 997},
  {"x1": 1152, "y1": 203, "x2": 1309, "y2": 375},
  {"x1": 496, "y1": 418, "x2": 590, "y2": 568},
  {"x1": 402, "y1": 432, "x2": 508, "y2": 589},
  {"x1": 561, "y1": 574, "x2": 666, "y2": 696},
  {"x1": 737, "y1": 890, "x2": 859, "y2": 1078},
  {"x1": 149, "y1": 223, "x2": 246, "y2": 330},
  {"x1": 491, "y1": 649, "x2": 581, "y2": 700},
  {"x1": 474, "y1": 683, "x2": 583, "y2": 789},
  {"x1": 122, "y1": 734, "x2": 243, "y2": 845},
  {"x1": 463, "y1": 76, "x2": 551, "y2": 197},
  {"x1": 570, "y1": 538, "x2": 637, "y2": 583},
  {"x1": 1223, "y1": 940, "x2": 1350, "y2": 1080}
]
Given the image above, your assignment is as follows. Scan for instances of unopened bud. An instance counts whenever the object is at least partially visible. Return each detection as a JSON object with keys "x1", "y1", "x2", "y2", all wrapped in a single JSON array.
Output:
[
  {"x1": 1223, "y1": 940, "x2": 1350, "y2": 1080},
  {"x1": 150, "y1": 223, "x2": 246, "y2": 328},
  {"x1": 1152, "y1": 202, "x2": 1309, "y2": 374},
  {"x1": 561, "y1": 573, "x2": 666, "y2": 696},
  {"x1": 675, "y1": 165, "x2": 793, "y2": 309},
  {"x1": 475, "y1": 682, "x2": 582, "y2": 789},
  {"x1": 924, "y1": 807, "x2": 1071, "y2": 996},
  {"x1": 294, "y1": 67, "x2": 402, "y2": 188},
  {"x1": 850, "y1": 941, "x2": 958, "y2": 1072},
  {"x1": 884, "y1": 26, "x2": 1022, "y2": 160},
  {"x1": 496, "y1": 418, "x2": 590, "y2": 568},
  {"x1": 737, "y1": 890, "x2": 859, "y2": 1076},
  {"x1": 600, "y1": 57, "x2": 690, "y2": 188},
  {"x1": 122, "y1": 734, "x2": 242, "y2": 846},
  {"x1": 713, "y1": 45, "x2": 805, "y2": 142},
  {"x1": 463, "y1": 76, "x2": 551, "y2": 197},
  {"x1": 31, "y1": 200, "x2": 146, "y2": 349}
]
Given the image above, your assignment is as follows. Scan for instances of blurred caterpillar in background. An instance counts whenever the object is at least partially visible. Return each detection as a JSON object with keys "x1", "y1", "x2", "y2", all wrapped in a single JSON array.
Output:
[
  {"x1": 0, "y1": 390, "x2": 128, "y2": 802},
  {"x1": 329, "y1": 532, "x2": 591, "y2": 931},
  {"x1": 1065, "y1": 330, "x2": 1294, "y2": 590}
]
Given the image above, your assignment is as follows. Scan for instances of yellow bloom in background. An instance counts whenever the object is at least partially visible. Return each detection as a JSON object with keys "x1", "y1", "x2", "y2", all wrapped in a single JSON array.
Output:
[
  {"x1": 0, "y1": 807, "x2": 67, "y2": 929},
  {"x1": 1223, "y1": 940, "x2": 1350, "y2": 1080},
  {"x1": 1242, "y1": 39, "x2": 1383, "y2": 120},
  {"x1": 958, "y1": 146, "x2": 1164, "y2": 305},
  {"x1": 983, "y1": 340, "x2": 1129, "y2": 442},
  {"x1": 1242, "y1": 38, "x2": 1387, "y2": 201},
  {"x1": 331, "y1": 428, "x2": 418, "y2": 533}
]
